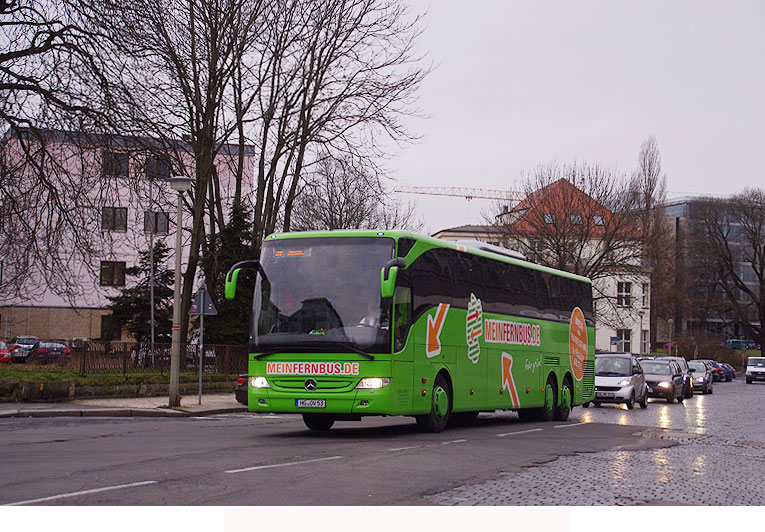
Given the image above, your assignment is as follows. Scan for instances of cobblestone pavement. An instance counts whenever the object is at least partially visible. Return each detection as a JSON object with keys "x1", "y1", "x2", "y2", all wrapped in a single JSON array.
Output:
[{"x1": 429, "y1": 378, "x2": 765, "y2": 505}]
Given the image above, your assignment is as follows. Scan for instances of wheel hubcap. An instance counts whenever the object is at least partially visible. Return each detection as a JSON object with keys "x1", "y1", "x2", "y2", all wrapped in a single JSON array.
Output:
[
  {"x1": 560, "y1": 385, "x2": 571, "y2": 411},
  {"x1": 545, "y1": 383, "x2": 554, "y2": 411},
  {"x1": 433, "y1": 386, "x2": 448, "y2": 419}
]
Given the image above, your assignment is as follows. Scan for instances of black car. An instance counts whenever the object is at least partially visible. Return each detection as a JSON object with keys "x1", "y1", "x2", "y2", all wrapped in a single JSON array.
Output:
[
  {"x1": 27, "y1": 341, "x2": 71, "y2": 363},
  {"x1": 641, "y1": 360, "x2": 685, "y2": 403},
  {"x1": 235, "y1": 375, "x2": 248, "y2": 405},
  {"x1": 664, "y1": 356, "x2": 694, "y2": 398}
]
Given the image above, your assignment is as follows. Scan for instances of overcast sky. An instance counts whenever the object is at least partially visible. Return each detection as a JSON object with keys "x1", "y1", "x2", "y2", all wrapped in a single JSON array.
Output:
[{"x1": 391, "y1": 0, "x2": 765, "y2": 235}]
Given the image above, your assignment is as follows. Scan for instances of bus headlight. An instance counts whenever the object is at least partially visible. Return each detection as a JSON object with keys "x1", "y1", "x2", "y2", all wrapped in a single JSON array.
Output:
[
  {"x1": 250, "y1": 376, "x2": 270, "y2": 389},
  {"x1": 355, "y1": 377, "x2": 390, "y2": 389}
]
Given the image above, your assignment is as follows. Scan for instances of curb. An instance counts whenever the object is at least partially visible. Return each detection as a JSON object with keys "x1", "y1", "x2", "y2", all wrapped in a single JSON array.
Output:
[{"x1": 0, "y1": 405, "x2": 247, "y2": 418}]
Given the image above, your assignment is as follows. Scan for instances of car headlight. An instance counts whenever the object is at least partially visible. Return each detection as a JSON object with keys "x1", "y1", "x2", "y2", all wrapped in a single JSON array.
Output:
[
  {"x1": 618, "y1": 379, "x2": 631, "y2": 386},
  {"x1": 355, "y1": 377, "x2": 390, "y2": 389},
  {"x1": 747, "y1": 370, "x2": 752, "y2": 375},
  {"x1": 658, "y1": 381, "x2": 671, "y2": 389},
  {"x1": 249, "y1": 376, "x2": 270, "y2": 389},
  {"x1": 694, "y1": 377, "x2": 705, "y2": 383}
]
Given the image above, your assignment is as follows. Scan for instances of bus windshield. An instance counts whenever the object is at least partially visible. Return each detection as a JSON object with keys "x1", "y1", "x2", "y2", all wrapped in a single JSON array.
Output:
[{"x1": 251, "y1": 237, "x2": 395, "y2": 354}]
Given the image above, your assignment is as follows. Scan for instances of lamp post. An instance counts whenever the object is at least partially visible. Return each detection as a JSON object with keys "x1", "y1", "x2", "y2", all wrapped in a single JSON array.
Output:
[
  {"x1": 668, "y1": 318, "x2": 674, "y2": 356},
  {"x1": 168, "y1": 175, "x2": 193, "y2": 407},
  {"x1": 639, "y1": 310, "x2": 645, "y2": 355}
]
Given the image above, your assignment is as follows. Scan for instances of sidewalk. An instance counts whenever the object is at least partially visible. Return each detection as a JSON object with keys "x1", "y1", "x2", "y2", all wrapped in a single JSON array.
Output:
[{"x1": 0, "y1": 393, "x2": 247, "y2": 418}]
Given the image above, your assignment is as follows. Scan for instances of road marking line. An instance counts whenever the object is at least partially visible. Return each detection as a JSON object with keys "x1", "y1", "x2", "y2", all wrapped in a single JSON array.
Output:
[
  {"x1": 225, "y1": 455, "x2": 343, "y2": 474},
  {"x1": 497, "y1": 428, "x2": 543, "y2": 437},
  {"x1": 554, "y1": 422, "x2": 587, "y2": 429},
  {"x1": 442, "y1": 439, "x2": 467, "y2": 445},
  {"x1": 389, "y1": 445, "x2": 420, "y2": 451},
  {"x1": 6, "y1": 480, "x2": 158, "y2": 506}
]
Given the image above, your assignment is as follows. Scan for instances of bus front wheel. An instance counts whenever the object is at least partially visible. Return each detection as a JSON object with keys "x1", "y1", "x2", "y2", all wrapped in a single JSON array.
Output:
[
  {"x1": 302, "y1": 413, "x2": 335, "y2": 431},
  {"x1": 416, "y1": 374, "x2": 452, "y2": 433}
]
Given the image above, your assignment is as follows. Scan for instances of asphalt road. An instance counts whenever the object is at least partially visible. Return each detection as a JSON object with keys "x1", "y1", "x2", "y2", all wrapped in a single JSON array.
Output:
[
  {"x1": 2, "y1": 377, "x2": 762, "y2": 506},
  {"x1": 1, "y1": 405, "x2": 666, "y2": 506}
]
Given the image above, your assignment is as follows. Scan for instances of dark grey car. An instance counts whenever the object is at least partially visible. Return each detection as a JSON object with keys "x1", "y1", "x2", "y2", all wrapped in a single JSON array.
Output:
[
  {"x1": 642, "y1": 360, "x2": 685, "y2": 403},
  {"x1": 688, "y1": 359, "x2": 713, "y2": 394}
]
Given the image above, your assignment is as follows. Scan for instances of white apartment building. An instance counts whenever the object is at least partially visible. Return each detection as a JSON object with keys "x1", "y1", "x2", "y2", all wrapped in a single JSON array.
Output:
[{"x1": 0, "y1": 129, "x2": 255, "y2": 340}]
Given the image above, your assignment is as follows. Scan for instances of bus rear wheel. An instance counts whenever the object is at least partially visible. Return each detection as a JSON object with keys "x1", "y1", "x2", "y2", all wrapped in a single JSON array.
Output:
[
  {"x1": 416, "y1": 374, "x2": 452, "y2": 433},
  {"x1": 302, "y1": 413, "x2": 335, "y2": 431},
  {"x1": 553, "y1": 376, "x2": 572, "y2": 421}
]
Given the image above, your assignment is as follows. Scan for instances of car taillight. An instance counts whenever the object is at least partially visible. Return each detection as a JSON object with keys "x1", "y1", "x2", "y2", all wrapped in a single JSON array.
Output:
[
  {"x1": 39, "y1": 349, "x2": 48, "y2": 354},
  {"x1": 237, "y1": 377, "x2": 245, "y2": 386},
  {"x1": 63, "y1": 349, "x2": 71, "y2": 355}
]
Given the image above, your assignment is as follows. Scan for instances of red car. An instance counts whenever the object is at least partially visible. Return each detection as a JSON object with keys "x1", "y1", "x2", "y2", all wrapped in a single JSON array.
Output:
[{"x1": 0, "y1": 341, "x2": 11, "y2": 364}]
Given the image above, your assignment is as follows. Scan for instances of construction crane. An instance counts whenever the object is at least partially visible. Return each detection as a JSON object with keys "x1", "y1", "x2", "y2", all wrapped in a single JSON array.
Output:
[{"x1": 394, "y1": 186, "x2": 524, "y2": 202}]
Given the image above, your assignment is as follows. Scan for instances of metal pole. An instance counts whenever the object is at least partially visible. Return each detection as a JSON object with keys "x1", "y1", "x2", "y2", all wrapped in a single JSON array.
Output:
[
  {"x1": 169, "y1": 190, "x2": 184, "y2": 407},
  {"x1": 149, "y1": 178, "x2": 155, "y2": 368},
  {"x1": 198, "y1": 309, "x2": 204, "y2": 405}
]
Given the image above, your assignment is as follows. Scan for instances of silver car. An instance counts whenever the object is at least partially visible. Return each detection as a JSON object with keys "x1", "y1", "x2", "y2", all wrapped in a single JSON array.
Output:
[{"x1": 585, "y1": 354, "x2": 649, "y2": 409}]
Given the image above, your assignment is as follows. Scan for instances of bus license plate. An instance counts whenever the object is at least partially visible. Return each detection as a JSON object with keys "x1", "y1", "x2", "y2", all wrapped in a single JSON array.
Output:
[{"x1": 296, "y1": 399, "x2": 325, "y2": 408}]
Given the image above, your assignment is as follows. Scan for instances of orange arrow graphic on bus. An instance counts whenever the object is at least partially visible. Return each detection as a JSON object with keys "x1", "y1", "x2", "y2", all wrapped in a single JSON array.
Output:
[
  {"x1": 426, "y1": 303, "x2": 450, "y2": 358},
  {"x1": 502, "y1": 353, "x2": 521, "y2": 408}
]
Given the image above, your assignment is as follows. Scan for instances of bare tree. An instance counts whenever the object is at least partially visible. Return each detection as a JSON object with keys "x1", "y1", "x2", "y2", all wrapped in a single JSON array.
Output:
[
  {"x1": 492, "y1": 161, "x2": 644, "y2": 326},
  {"x1": 245, "y1": 0, "x2": 428, "y2": 244},
  {"x1": 1, "y1": 1, "x2": 114, "y2": 302},
  {"x1": 290, "y1": 153, "x2": 421, "y2": 231},
  {"x1": 628, "y1": 136, "x2": 674, "y2": 344},
  {"x1": 691, "y1": 189, "x2": 765, "y2": 348}
]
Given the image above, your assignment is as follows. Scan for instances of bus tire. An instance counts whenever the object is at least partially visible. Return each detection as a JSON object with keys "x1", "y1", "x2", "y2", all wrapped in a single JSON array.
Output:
[
  {"x1": 302, "y1": 413, "x2": 335, "y2": 431},
  {"x1": 553, "y1": 376, "x2": 573, "y2": 421},
  {"x1": 540, "y1": 374, "x2": 557, "y2": 422},
  {"x1": 416, "y1": 373, "x2": 452, "y2": 433}
]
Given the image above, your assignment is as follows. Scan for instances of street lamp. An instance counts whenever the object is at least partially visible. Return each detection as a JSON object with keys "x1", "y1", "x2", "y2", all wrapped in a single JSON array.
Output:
[
  {"x1": 639, "y1": 310, "x2": 645, "y2": 354},
  {"x1": 168, "y1": 175, "x2": 193, "y2": 407},
  {"x1": 668, "y1": 318, "x2": 674, "y2": 356}
]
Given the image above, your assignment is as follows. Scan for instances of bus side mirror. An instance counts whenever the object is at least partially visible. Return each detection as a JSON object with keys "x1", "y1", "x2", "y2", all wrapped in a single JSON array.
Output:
[
  {"x1": 225, "y1": 260, "x2": 259, "y2": 300},
  {"x1": 381, "y1": 258, "x2": 406, "y2": 299}
]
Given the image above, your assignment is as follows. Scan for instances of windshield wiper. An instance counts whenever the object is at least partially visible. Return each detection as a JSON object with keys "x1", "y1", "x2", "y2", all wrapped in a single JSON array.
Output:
[{"x1": 252, "y1": 343, "x2": 374, "y2": 360}]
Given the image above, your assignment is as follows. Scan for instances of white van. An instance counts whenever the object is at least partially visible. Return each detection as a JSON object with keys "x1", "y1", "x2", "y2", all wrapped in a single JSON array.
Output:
[{"x1": 745, "y1": 357, "x2": 765, "y2": 384}]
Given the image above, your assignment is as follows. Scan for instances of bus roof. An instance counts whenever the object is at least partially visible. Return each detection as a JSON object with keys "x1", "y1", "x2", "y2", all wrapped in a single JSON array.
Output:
[{"x1": 264, "y1": 229, "x2": 592, "y2": 285}]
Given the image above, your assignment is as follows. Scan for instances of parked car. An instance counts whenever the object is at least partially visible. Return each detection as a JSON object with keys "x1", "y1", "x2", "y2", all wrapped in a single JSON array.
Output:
[
  {"x1": 719, "y1": 363, "x2": 736, "y2": 381},
  {"x1": 9, "y1": 335, "x2": 40, "y2": 363},
  {"x1": 699, "y1": 359, "x2": 725, "y2": 382},
  {"x1": 585, "y1": 353, "x2": 648, "y2": 409},
  {"x1": 688, "y1": 360, "x2": 713, "y2": 394},
  {"x1": 745, "y1": 356, "x2": 765, "y2": 384},
  {"x1": 0, "y1": 341, "x2": 11, "y2": 364},
  {"x1": 235, "y1": 374, "x2": 248, "y2": 405},
  {"x1": 664, "y1": 356, "x2": 694, "y2": 398},
  {"x1": 26, "y1": 341, "x2": 71, "y2": 363},
  {"x1": 727, "y1": 339, "x2": 758, "y2": 351},
  {"x1": 641, "y1": 360, "x2": 685, "y2": 403}
]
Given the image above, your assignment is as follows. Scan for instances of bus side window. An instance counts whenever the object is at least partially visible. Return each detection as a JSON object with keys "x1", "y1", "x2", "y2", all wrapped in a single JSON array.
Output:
[{"x1": 394, "y1": 285, "x2": 412, "y2": 352}]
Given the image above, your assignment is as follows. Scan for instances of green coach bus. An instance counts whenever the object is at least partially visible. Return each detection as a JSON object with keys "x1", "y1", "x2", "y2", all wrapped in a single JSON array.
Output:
[{"x1": 225, "y1": 230, "x2": 595, "y2": 432}]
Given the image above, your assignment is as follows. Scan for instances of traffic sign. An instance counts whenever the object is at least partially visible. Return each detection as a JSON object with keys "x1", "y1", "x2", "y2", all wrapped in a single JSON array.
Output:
[{"x1": 189, "y1": 286, "x2": 218, "y2": 316}]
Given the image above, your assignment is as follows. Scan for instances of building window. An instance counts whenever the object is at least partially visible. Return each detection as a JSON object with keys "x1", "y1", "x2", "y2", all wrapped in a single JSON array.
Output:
[
  {"x1": 544, "y1": 213, "x2": 556, "y2": 224},
  {"x1": 570, "y1": 214, "x2": 582, "y2": 225},
  {"x1": 144, "y1": 211, "x2": 169, "y2": 234},
  {"x1": 641, "y1": 330, "x2": 649, "y2": 354},
  {"x1": 146, "y1": 156, "x2": 171, "y2": 180},
  {"x1": 100, "y1": 261, "x2": 126, "y2": 286},
  {"x1": 102, "y1": 150, "x2": 129, "y2": 178},
  {"x1": 101, "y1": 207, "x2": 127, "y2": 232},
  {"x1": 642, "y1": 283, "x2": 649, "y2": 307},
  {"x1": 617, "y1": 282, "x2": 632, "y2": 307},
  {"x1": 593, "y1": 215, "x2": 605, "y2": 226},
  {"x1": 617, "y1": 329, "x2": 631, "y2": 352}
]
